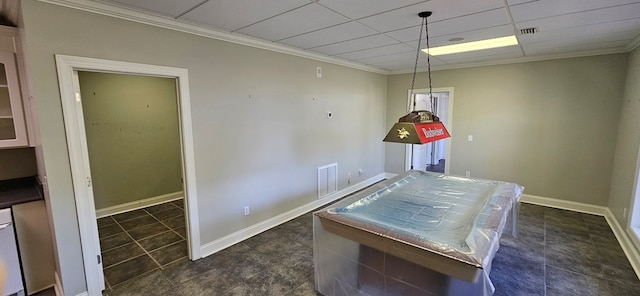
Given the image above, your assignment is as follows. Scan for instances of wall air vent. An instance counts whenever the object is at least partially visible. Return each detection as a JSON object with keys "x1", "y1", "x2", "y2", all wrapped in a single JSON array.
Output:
[{"x1": 519, "y1": 27, "x2": 538, "y2": 35}]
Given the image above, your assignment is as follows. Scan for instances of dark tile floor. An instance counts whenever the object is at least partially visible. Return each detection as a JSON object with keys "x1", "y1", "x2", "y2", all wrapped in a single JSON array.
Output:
[
  {"x1": 94, "y1": 202, "x2": 640, "y2": 295},
  {"x1": 97, "y1": 199, "x2": 188, "y2": 290},
  {"x1": 493, "y1": 204, "x2": 640, "y2": 296}
]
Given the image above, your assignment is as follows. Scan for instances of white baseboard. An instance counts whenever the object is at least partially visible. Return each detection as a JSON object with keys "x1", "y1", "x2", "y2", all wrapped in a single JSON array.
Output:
[
  {"x1": 95, "y1": 191, "x2": 183, "y2": 218},
  {"x1": 520, "y1": 194, "x2": 607, "y2": 215},
  {"x1": 384, "y1": 172, "x2": 398, "y2": 179},
  {"x1": 521, "y1": 194, "x2": 639, "y2": 279},
  {"x1": 605, "y1": 209, "x2": 640, "y2": 279},
  {"x1": 53, "y1": 272, "x2": 63, "y2": 296},
  {"x1": 199, "y1": 173, "x2": 386, "y2": 258}
]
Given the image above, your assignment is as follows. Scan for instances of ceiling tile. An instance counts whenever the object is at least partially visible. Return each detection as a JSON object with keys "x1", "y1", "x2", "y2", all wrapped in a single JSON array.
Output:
[
  {"x1": 105, "y1": 0, "x2": 204, "y2": 17},
  {"x1": 180, "y1": 0, "x2": 312, "y2": 31},
  {"x1": 440, "y1": 51, "x2": 524, "y2": 65},
  {"x1": 386, "y1": 9, "x2": 512, "y2": 43},
  {"x1": 518, "y1": 18, "x2": 640, "y2": 45},
  {"x1": 279, "y1": 22, "x2": 378, "y2": 49},
  {"x1": 318, "y1": 0, "x2": 427, "y2": 19},
  {"x1": 237, "y1": 3, "x2": 349, "y2": 41},
  {"x1": 524, "y1": 40, "x2": 630, "y2": 56},
  {"x1": 521, "y1": 31, "x2": 640, "y2": 56},
  {"x1": 515, "y1": 3, "x2": 640, "y2": 33},
  {"x1": 510, "y1": 0, "x2": 640, "y2": 22},
  {"x1": 506, "y1": 0, "x2": 538, "y2": 5},
  {"x1": 358, "y1": 52, "x2": 446, "y2": 71},
  {"x1": 358, "y1": 0, "x2": 505, "y2": 32},
  {"x1": 310, "y1": 34, "x2": 399, "y2": 56},
  {"x1": 335, "y1": 43, "x2": 415, "y2": 61}
]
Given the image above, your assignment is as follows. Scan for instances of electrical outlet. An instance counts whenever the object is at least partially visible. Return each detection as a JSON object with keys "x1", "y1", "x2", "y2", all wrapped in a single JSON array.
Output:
[
  {"x1": 465, "y1": 171, "x2": 471, "y2": 177},
  {"x1": 244, "y1": 206, "x2": 250, "y2": 216},
  {"x1": 624, "y1": 208, "x2": 628, "y2": 218}
]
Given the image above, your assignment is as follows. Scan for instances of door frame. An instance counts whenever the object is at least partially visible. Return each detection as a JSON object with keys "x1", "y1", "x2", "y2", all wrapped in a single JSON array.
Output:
[
  {"x1": 55, "y1": 55, "x2": 200, "y2": 295},
  {"x1": 627, "y1": 143, "x2": 640, "y2": 251},
  {"x1": 404, "y1": 87, "x2": 454, "y2": 173}
]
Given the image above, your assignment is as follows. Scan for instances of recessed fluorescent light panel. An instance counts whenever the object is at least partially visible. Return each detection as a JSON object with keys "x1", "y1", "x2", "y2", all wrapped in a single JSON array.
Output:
[{"x1": 422, "y1": 35, "x2": 518, "y2": 56}]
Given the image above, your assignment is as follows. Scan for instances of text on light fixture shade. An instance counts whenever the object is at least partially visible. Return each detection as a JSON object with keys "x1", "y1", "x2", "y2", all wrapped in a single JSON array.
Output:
[{"x1": 383, "y1": 111, "x2": 450, "y2": 145}]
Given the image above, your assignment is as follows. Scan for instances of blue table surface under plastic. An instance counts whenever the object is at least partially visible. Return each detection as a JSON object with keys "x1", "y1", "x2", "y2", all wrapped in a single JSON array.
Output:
[{"x1": 329, "y1": 171, "x2": 522, "y2": 266}]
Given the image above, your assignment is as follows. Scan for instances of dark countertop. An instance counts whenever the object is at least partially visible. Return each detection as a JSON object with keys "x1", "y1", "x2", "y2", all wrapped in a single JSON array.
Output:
[{"x1": 0, "y1": 176, "x2": 43, "y2": 208}]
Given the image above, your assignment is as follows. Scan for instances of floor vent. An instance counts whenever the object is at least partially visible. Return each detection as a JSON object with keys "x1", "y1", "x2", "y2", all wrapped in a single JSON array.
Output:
[{"x1": 318, "y1": 163, "x2": 337, "y2": 199}]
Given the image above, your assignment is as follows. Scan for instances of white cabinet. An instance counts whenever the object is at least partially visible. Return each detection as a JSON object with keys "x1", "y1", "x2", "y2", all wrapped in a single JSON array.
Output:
[
  {"x1": 0, "y1": 28, "x2": 28, "y2": 148},
  {"x1": 0, "y1": 50, "x2": 27, "y2": 148}
]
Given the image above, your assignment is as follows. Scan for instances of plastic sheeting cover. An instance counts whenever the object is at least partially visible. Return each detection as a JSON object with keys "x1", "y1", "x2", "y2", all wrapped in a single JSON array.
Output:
[{"x1": 327, "y1": 170, "x2": 524, "y2": 268}]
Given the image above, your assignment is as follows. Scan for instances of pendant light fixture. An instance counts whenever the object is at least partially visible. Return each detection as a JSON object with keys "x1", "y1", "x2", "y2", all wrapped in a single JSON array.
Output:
[{"x1": 383, "y1": 11, "x2": 450, "y2": 145}]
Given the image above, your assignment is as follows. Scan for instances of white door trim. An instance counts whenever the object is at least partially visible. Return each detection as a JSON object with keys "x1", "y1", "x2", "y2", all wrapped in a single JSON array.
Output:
[
  {"x1": 627, "y1": 142, "x2": 640, "y2": 251},
  {"x1": 55, "y1": 55, "x2": 201, "y2": 295},
  {"x1": 404, "y1": 87, "x2": 454, "y2": 173}
]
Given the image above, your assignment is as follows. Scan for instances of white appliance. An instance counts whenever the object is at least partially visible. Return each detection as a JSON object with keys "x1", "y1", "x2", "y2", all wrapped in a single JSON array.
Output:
[{"x1": 0, "y1": 208, "x2": 25, "y2": 296}]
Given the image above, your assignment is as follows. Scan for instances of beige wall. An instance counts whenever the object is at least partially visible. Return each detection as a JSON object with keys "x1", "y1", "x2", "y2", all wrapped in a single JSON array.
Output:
[
  {"x1": 78, "y1": 72, "x2": 183, "y2": 210},
  {"x1": 609, "y1": 47, "x2": 640, "y2": 227},
  {"x1": 20, "y1": 1, "x2": 387, "y2": 294},
  {"x1": 387, "y1": 54, "x2": 628, "y2": 206}
]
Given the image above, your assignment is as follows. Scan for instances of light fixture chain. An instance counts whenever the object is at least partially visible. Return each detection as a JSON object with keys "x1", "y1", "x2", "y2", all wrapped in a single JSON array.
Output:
[
  {"x1": 409, "y1": 17, "x2": 426, "y2": 107},
  {"x1": 425, "y1": 15, "x2": 435, "y2": 116}
]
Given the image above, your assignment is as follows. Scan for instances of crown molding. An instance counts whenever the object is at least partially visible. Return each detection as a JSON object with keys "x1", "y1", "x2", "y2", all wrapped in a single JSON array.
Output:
[
  {"x1": 35, "y1": 0, "x2": 640, "y2": 76},
  {"x1": 37, "y1": 0, "x2": 389, "y2": 75}
]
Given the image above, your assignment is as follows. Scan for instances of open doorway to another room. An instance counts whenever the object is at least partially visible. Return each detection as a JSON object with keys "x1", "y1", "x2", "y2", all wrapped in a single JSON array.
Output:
[
  {"x1": 405, "y1": 88, "x2": 453, "y2": 173},
  {"x1": 56, "y1": 55, "x2": 200, "y2": 296},
  {"x1": 77, "y1": 71, "x2": 189, "y2": 290}
]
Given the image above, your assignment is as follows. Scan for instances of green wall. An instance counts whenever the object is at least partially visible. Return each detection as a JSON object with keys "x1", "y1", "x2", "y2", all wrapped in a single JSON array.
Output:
[
  {"x1": 387, "y1": 54, "x2": 628, "y2": 206},
  {"x1": 78, "y1": 72, "x2": 183, "y2": 210}
]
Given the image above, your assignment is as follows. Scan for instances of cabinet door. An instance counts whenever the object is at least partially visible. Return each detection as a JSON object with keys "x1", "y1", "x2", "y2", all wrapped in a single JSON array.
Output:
[{"x1": 0, "y1": 50, "x2": 27, "y2": 148}]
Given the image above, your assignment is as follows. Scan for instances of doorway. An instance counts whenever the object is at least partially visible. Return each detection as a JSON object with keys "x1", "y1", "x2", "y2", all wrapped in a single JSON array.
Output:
[
  {"x1": 78, "y1": 71, "x2": 188, "y2": 288},
  {"x1": 404, "y1": 88, "x2": 453, "y2": 173},
  {"x1": 55, "y1": 55, "x2": 200, "y2": 295}
]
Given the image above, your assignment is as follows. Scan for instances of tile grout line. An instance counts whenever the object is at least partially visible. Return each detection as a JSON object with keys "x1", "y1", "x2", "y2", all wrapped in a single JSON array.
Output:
[
  {"x1": 148, "y1": 207, "x2": 188, "y2": 241},
  {"x1": 139, "y1": 209, "x2": 175, "y2": 269},
  {"x1": 102, "y1": 212, "x2": 166, "y2": 287},
  {"x1": 101, "y1": 202, "x2": 188, "y2": 290},
  {"x1": 583, "y1": 214, "x2": 616, "y2": 295}
]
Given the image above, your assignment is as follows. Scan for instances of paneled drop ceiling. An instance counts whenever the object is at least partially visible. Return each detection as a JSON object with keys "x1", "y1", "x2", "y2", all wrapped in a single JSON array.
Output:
[{"x1": 92, "y1": 0, "x2": 640, "y2": 72}]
